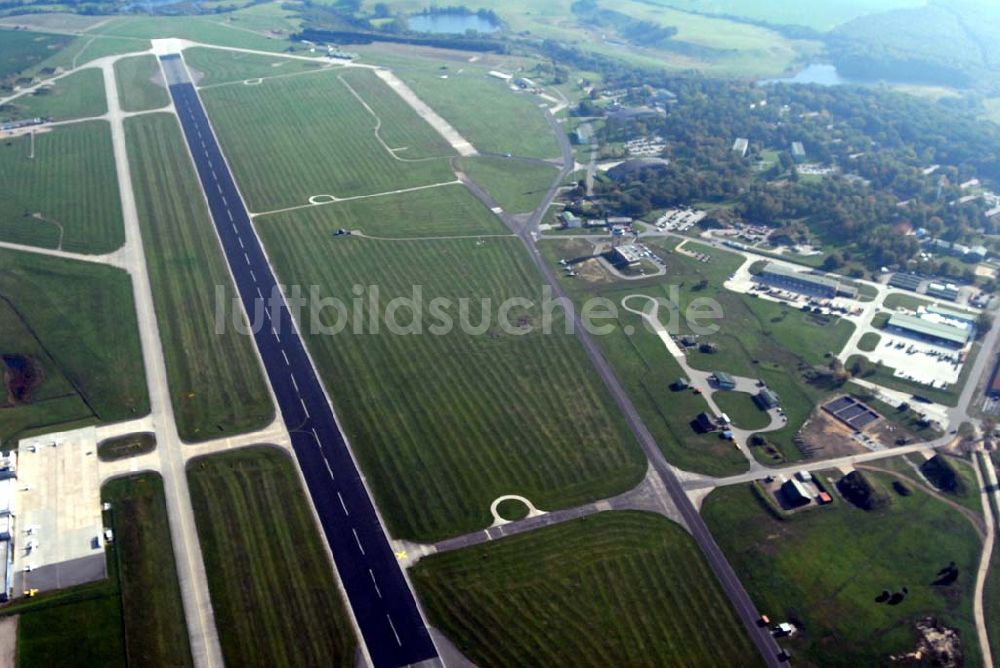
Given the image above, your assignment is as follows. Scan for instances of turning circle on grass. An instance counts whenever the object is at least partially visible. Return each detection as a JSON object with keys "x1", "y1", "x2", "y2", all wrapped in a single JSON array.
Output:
[
  {"x1": 489, "y1": 494, "x2": 542, "y2": 526},
  {"x1": 243, "y1": 78, "x2": 263, "y2": 86},
  {"x1": 308, "y1": 194, "x2": 338, "y2": 205}
]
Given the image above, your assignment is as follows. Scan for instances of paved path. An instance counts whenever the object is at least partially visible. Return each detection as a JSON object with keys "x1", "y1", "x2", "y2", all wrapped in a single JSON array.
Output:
[
  {"x1": 160, "y1": 52, "x2": 437, "y2": 667},
  {"x1": 620, "y1": 293, "x2": 784, "y2": 468},
  {"x1": 99, "y1": 58, "x2": 226, "y2": 668},
  {"x1": 458, "y1": 107, "x2": 785, "y2": 667},
  {"x1": 974, "y1": 452, "x2": 997, "y2": 667},
  {"x1": 0, "y1": 616, "x2": 16, "y2": 668}
]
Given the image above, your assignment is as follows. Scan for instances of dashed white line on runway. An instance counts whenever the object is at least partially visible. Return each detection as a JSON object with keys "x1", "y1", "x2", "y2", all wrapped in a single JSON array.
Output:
[
  {"x1": 282, "y1": 350, "x2": 291, "y2": 365},
  {"x1": 352, "y1": 528, "x2": 365, "y2": 555},
  {"x1": 337, "y1": 491, "x2": 349, "y2": 515},
  {"x1": 369, "y1": 569, "x2": 382, "y2": 598},
  {"x1": 290, "y1": 375, "x2": 299, "y2": 393},
  {"x1": 300, "y1": 397, "x2": 310, "y2": 418},
  {"x1": 387, "y1": 615, "x2": 401, "y2": 646}
]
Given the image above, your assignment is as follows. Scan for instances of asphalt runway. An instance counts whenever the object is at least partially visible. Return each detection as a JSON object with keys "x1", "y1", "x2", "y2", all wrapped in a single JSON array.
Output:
[{"x1": 160, "y1": 54, "x2": 437, "y2": 668}]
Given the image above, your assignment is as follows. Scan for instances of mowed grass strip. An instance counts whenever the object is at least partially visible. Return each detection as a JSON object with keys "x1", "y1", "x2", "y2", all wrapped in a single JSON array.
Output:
[
  {"x1": 187, "y1": 447, "x2": 356, "y2": 667},
  {"x1": 200, "y1": 69, "x2": 455, "y2": 212},
  {"x1": 0, "y1": 121, "x2": 124, "y2": 254},
  {"x1": 703, "y1": 471, "x2": 983, "y2": 666},
  {"x1": 256, "y1": 209, "x2": 645, "y2": 541},
  {"x1": 337, "y1": 67, "x2": 455, "y2": 158},
  {"x1": 103, "y1": 473, "x2": 192, "y2": 667},
  {"x1": 184, "y1": 46, "x2": 332, "y2": 87},
  {"x1": 1, "y1": 67, "x2": 107, "y2": 121},
  {"x1": 257, "y1": 184, "x2": 506, "y2": 238},
  {"x1": 114, "y1": 54, "x2": 169, "y2": 112},
  {"x1": 393, "y1": 64, "x2": 560, "y2": 160},
  {"x1": 125, "y1": 113, "x2": 273, "y2": 441},
  {"x1": 11, "y1": 473, "x2": 190, "y2": 667},
  {"x1": 0, "y1": 248, "x2": 149, "y2": 430},
  {"x1": 0, "y1": 29, "x2": 73, "y2": 81},
  {"x1": 412, "y1": 511, "x2": 760, "y2": 667},
  {"x1": 457, "y1": 155, "x2": 558, "y2": 214}
]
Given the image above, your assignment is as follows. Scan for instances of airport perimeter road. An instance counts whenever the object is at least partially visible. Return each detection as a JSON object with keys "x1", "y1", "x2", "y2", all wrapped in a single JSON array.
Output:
[
  {"x1": 465, "y1": 108, "x2": 786, "y2": 667},
  {"x1": 159, "y1": 54, "x2": 437, "y2": 668}
]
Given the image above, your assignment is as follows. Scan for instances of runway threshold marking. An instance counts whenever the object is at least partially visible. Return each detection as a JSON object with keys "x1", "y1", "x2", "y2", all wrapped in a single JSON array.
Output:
[{"x1": 337, "y1": 491, "x2": 349, "y2": 515}]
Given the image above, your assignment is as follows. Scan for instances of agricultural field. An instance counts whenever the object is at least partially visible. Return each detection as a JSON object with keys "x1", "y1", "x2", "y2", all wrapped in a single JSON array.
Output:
[
  {"x1": 0, "y1": 121, "x2": 123, "y2": 254},
  {"x1": 187, "y1": 447, "x2": 356, "y2": 667},
  {"x1": 0, "y1": 29, "x2": 72, "y2": 84},
  {"x1": 1, "y1": 67, "x2": 106, "y2": 121},
  {"x1": 185, "y1": 46, "x2": 332, "y2": 87},
  {"x1": 255, "y1": 206, "x2": 645, "y2": 541},
  {"x1": 200, "y1": 68, "x2": 455, "y2": 212},
  {"x1": 388, "y1": 62, "x2": 562, "y2": 160},
  {"x1": 412, "y1": 511, "x2": 760, "y2": 666},
  {"x1": 637, "y1": 0, "x2": 926, "y2": 31},
  {"x1": 125, "y1": 113, "x2": 273, "y2": 442},
  {"x1": 114, "y1": 54, "x2": 169, "y2": 112},
  {"x1": 9, "y1": 473, "x2": 189, "y2": 667},
  {"x1": 456, "y1": 155, "x2": 558, "y2": 214},
  {"x1": 541, "y1": 237, "x2": 855, "y2": 470},
  {"x1": 256, "y1": 183, "x2": 504, "y2": 238},
  {"x1": 0, "y1": 249, "x2": 149, "y2": 443},
  {"x1": 92, "y1": 15, "x2": 299, "y2": 53},
  {"x1": 703, "y1": 467, "x2": 984, "y2": 667}
]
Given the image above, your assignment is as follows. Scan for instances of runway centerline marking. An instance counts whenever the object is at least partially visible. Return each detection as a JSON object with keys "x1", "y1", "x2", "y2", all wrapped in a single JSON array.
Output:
[
  {"x1": 387, "y1": 615, "x2": 401, "y2": 646},
  {"x1": 337, "y1": 491, "x2": 349, "y2": 515},
  {"x1": 352, "y1": 528, "x2": 365, "y2": 555},
  {"x1": 369, "y1": 569, "x2": 382, "y2": 598}
]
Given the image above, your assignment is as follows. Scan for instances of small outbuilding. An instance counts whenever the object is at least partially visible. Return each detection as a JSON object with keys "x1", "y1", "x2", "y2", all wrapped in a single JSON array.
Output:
[{"x1": 712, "y1": 371, "x2": 737, "y2": 390}]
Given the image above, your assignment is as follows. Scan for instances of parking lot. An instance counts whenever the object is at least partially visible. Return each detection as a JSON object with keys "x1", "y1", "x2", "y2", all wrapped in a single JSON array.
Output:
[{"x1": 864, "y1": 335, "x2": 964, "y2": 387}]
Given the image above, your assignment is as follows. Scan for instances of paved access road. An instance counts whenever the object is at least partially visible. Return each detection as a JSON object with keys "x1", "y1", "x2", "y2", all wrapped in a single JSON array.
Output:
[{"x1": 160, "y1": 54, "x2": 437, "y2": 668}]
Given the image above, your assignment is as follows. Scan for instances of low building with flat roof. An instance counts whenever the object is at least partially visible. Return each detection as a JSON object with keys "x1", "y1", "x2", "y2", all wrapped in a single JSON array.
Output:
[
  {"x1": 758, "y1": 262, "x2": 857, "y2": 299},
  {"x1": 610, "y1": 244, "x2": 643, "y2": 268},
  {"x1": 755, "y1": 388, "x2": 780, "y2": 409},
  {"x1": 886, "y1": 312, "x2": 971, "y2": 348},
  {"x1": 712, "y1": 371, "x2": 737, "y2": 390}
]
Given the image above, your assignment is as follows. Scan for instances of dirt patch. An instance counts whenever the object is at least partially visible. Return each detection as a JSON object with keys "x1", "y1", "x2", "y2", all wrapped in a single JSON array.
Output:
[
  {"x1": 797, "y1": 410, "x2": 868, "y2": 459},
  {"x1": 3, "y1": 353, "x2": 43, "y2": 405},
  {"x1": 0, "y1": 615, "x2": 16, "y2": 668},
  {"x1": 890, "y1": 617, "x2": 962, "y2": 667}
]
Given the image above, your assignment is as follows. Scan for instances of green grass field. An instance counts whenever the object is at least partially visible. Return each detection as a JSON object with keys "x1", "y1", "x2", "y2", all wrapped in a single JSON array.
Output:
[
  {"x1": 457, "y1": 156, "x2": 558, "y2": 214},
  {"x1": 11, "y1": 473, "x2": 189, "y2": 667},
  {"x1": 337, "y1": 67, "x2": 456, "y2": 158},
  {"x1": 412, "y1": 511, "x2": 761, "y2": 666},
  {"x1": 102, "y1": 474, "x2": 192, "y2": 667},
  {"x1": 30, "y1": 35, "x2": 151, "y2": 76},
  {"x1": 0, "y1": 29, "x2": 72, "y2": 82},
  {"x1": 92, "y1": 15, "x2": 299, "y2": 52},
  {"x1": 714, "y1": 390, "x2": 770, "y2": 429},
  {"x1": 256, "y1": 183, "x2": 504, "y2": 238},
  {"x1": 187, "y1": 447, "x2": 356, "y2": 667},
  {"x1": 1, "y1": 68, "x2": 106, "y2": 122},
  {"x1": 256, "y1": 202, "x2": 645, "y2": 541},
  {"x1": 0, "y1": 249, "x2": 148, "y2": 443},
  {"x1": 97, "y1": 431, "x2": 156, "y2": 461},
  {"x1": 883, "y1": 292, "x2": 935, "y2": 311},
  {"x1": 541, "y1": 237, "x2": 855, "y2": 470},
  {"x1": 114, "y1": 54, "x2": 169, "y2": 112},
  {"x1": 201, "y1": 68, "x2": 455, "y2": 212},
  {"x1": 703, "y1": 468, "x2": 983, "y2": 666},
  {"x1": 390, "y1": 62, "x2": 561, "y2": 160},
  {"x1": 0, "y1": 121, "x2": 124, "y2": 254},
  {"x1": 185, "y1": 46, "x2": 333, "y2": 87},
  {"x1": 857, "y1": 331, "x2": 881, "y2": 352},
  {"x1": 125, "y1": 113, "x2": 273, "y2": 442}
]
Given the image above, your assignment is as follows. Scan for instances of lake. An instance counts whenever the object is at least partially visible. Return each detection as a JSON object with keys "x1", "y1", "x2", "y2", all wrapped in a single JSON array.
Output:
[
  {"x1": 408, "y1": 12, "x2": 499, "y2": 34},
  {"x1": 762, "y1": 64, "x2": 846, "y2": 87}
]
